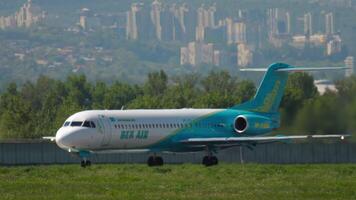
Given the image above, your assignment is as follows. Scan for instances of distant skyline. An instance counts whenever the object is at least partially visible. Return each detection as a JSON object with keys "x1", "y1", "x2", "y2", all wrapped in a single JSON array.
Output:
[{"x1": 0, "y1": 0, "x2": 353, "y2": 88}]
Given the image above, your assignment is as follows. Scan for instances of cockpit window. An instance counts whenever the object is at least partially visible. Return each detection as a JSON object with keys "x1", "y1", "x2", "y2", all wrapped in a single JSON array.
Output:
[
  {"x1": 82, "y1": 121, "x2": 96, "y2": 128},
  {"x1": 90, "y1": 121, "x2": 96, "y2": 128},
  {"x1": 71, "y1": 121, "x2": 83, "y2": 126},
  {"x1": 83, "y1": 121, "x2": 91, "y2": 128},
  {"x1": 63, "y1": 121, "x2": 70, "y2": 127}
]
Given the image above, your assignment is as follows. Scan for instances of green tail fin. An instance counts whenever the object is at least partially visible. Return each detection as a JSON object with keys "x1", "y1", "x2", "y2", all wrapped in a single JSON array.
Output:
[{"x1": 232, "y1": 63, "x2": 290, "y2": 113}]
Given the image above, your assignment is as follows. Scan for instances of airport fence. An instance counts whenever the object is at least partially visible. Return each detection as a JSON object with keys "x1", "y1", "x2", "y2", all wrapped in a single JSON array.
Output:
[{"x1": 0, "y1": 140, "x2": 355, "y2": 165}]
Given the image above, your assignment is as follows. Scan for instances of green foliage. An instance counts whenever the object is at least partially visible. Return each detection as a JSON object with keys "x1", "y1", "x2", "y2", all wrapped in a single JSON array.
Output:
[
  {"x1": 280, "y1": 73, "x2": 318, "y2": 127},
  {"x1": 294, "y1": 92, "x2": 347, "y2": 134},
  {"x1": 0, "y1": 71, "x2": 256, "y2": 138}
]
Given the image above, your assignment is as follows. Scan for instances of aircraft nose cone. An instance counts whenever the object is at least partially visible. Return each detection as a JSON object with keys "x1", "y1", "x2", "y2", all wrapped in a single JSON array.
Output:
[{"x1": 55, "y1": 128, "x2": 73, "y2": 149}]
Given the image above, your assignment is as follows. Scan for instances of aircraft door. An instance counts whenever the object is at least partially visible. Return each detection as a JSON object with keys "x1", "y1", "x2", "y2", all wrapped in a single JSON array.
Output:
[{"x1": 97, "y1": 115, "x2": 112, "y2": 146}]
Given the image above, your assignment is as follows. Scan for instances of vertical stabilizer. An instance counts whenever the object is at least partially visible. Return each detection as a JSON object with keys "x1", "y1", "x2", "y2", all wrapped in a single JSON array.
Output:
[
  {"x1": 232, "y1": 63, "x2": 290, "y2": 113},
  {"x1": 232, "y1": 63, "x2": 347, "y2": 113}
]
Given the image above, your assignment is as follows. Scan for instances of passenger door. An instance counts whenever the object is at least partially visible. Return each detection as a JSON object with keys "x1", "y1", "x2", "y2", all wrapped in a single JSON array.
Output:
[{"x1": 97, "y1": 114, "x2": 112, "y2": 146}]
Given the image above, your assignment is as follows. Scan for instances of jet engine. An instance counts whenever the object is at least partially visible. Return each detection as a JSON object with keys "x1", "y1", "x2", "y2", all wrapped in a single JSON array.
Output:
[
  {"x1": 234, "y1": 115, "x2": 248, "y2": 133},
  {"x1": 233, "y1": 114, "x2": 278, "y2": 134}
]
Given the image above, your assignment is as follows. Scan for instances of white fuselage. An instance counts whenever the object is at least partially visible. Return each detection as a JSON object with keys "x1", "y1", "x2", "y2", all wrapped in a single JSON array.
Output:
[{"x1": 55, "y1": 109, "x2": 225, "y2": 153}]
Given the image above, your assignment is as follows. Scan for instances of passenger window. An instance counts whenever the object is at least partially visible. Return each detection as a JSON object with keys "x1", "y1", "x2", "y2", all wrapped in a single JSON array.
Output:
[
  {"x1": 71, "y1": 121, "x2": 83, "y2": 126},
  {"x1": 83, "y1": 121, "x2": 91, "y2": 128}
]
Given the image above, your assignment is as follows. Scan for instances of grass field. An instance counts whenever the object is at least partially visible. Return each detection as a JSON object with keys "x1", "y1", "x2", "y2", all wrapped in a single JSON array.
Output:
[{"x1": 0, "y1": 164, "x2": 356, "y2": 200}]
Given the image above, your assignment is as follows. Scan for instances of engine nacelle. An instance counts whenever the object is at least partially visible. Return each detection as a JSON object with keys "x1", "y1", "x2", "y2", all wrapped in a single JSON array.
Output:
[
  {"x1": 233, "y1": 114, "x2": 277, "y2": 134},
  {"x1": 234, "y1": 115, "x2": 248, "y2": 133}
]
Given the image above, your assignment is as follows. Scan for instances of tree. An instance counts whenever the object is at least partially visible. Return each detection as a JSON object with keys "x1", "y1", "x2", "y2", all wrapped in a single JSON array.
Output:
[
  {"x1": 65, "y1": 75, "x2": 92, "y2": 109},
  {"x1": 0, "y1": 83, "x2": 33, "y2": 138},
  {"x1": 281, "y1": 72, "x2": 318, "y2": 127},
  {"x1": 144, "y1": 70, "x2": 168, "y2": 96},
  {"x1": 294, "y1": 91, "x2": 347, "y2": 134},
  {"x1": 103, "y1": 82, "x2": 141, "y2": 109}
]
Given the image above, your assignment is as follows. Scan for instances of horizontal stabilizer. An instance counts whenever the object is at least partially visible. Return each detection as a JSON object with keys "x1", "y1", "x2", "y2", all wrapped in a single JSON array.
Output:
[
  {"x1": 276, "y1": 66, "x2": 350, "y2": 72},
  {"x1": 240, "y1": 66, "x2": 349, "y2": 72}
]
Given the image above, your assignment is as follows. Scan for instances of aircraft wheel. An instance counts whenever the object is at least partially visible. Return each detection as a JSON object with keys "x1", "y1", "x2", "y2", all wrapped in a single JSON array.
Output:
[
  {"x1": 147, "y1": 156, "x2": 155, "y2": 167},
  {"x1": 156, "y1": 157, "x2": 164, "y2": 166},
  {"x1": 211, "y1": 156, "x2": 218, "y2": 165},
  {"x1": 85, "y1": 160, "x2": 91, "y2": 166},
  {"x1": 202, "y1": 156, "x2": 211, "y2": 166},
  {"x1": 81, "y1": 160, "x2": 86, "y2": 168},
  {"x1": 202, "y1": 156, "x2": 218, "y2": 167}
]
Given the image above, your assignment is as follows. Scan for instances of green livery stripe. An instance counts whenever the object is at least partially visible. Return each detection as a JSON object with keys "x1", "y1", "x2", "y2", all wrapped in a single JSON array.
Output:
[{"x1": 144, "y1": 109, "x2": 225, "y2": 149}]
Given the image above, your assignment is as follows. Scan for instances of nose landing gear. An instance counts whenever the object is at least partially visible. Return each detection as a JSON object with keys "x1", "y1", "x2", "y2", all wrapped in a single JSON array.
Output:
[
  {"x1": 78, "y1": 151, "x2": 92, "y2": 168},
  {"x1": 80, "y1": 159, "x2": 91, "y2": 168}
]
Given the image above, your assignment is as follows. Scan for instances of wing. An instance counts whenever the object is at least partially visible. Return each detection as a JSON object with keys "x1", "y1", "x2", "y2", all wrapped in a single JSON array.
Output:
[
  {"x1": 42, "y1": 136, "x2": 56, "y2": 142},
  {"x1": 180, "y1": 135, "x2": 349, "y2": 147}
]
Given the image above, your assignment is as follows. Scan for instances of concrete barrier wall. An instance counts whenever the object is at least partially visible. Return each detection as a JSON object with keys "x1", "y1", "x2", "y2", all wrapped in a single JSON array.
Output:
[{"x1": 0, "y1": 141, "x2": 355, "y2": 165}]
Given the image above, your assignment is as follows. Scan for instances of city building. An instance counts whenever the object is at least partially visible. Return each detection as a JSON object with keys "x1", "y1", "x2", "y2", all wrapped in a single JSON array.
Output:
[
  {"x1": 225, "y1": 18, "x2": 247, "y2": 45},
  {"x1": 234, "y1": 22, "x2": 247, "y2": 44},
  {"x1": 126, "y1": 3, "x2": 142, "y2": 40},
  {"x1": 325, "y1": 12, "x2": 334, "y2": 35},
  {"x1": 195, "y1": 4, "x2": 216, "y2": 41},
  {"x1": 345, "y1": 56, "x2": 354, "y2": 77},
  {"x1": 180, "y1": 42, "x2": 219, "y2": 66},
  {"x1": 304, "y1": 12, "x2": 313, "y2": 36},
  {"x1": 285, "y1": 12, "x2": 291, "y2": 34},
  {"x1": 0, "y1": 0, "x2": 45, "y2": 29},
  {"x1": 267, "y1": 8, "x2": 291, "y2": 47},
  {"x1": 213, "y1": 50, "x2": 220, "y2": 66},
  {"x1": 180, "y1": 47, "x2": 189, "y2": 65},
  {"x1": 79, "y1": 16, "x2": 87, "y2": 30},
  {"x1": 267, "y1": 8, "x2": 278, "y2": 36},
  {"x1": 292, "y1": 34, "x2": 326, "y2": 48},
  {"x1": 195, "y1": 26, "x2": 205, "y2": 41},
  {"x1": 314, "y1": 80, "x2": 337, "y2": 95},
  {"x1": 326, "y1": 35, "x2": 342, "y2": 56},
  {"x1": 170, "y1": 3, "x2": 188, "y2": 41},
  {"x1": 225, "y1": 18, "x2": 233, "y2": 44},
  {"x1": 237, "y1": 43, "x2": 253, "y2": 67},
  {"x1": 151, "y1": 0, "x2": 162, "y2": 40},
  {"x1": 197, "y1": 4, "x2": 215, "y2": 28}
]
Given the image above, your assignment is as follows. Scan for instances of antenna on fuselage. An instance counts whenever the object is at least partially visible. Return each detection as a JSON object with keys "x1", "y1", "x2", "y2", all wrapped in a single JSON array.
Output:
[{"x1": 121, "y1": 106, "x2": 125, "y2": 110}]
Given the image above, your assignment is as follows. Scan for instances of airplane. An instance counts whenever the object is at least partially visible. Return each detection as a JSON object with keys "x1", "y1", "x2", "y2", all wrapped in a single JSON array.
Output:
[{"x1": 43, "y1": 63, "x2": 350, "y2": 167}]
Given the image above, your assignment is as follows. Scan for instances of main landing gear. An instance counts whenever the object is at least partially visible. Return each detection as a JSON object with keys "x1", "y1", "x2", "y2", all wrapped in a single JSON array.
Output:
[
  {"x1": 147, "y1": 155, "x2": 164, "y2": 167},
  {"x1": 202, "y1": 156, "x2": 218, "y2": 166},
  {"x1": 202, "y1": 147, "x2": 219, "y2": 167}
]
